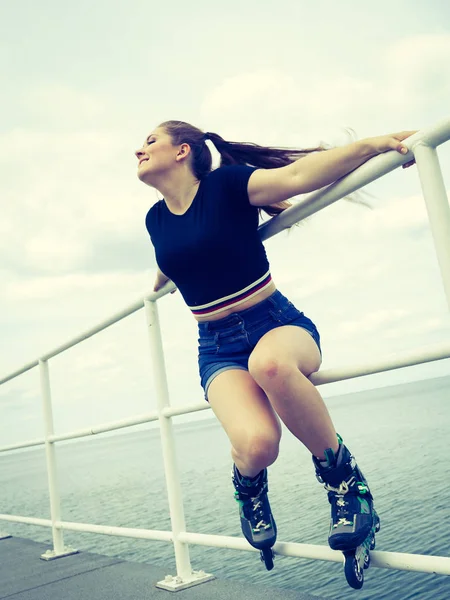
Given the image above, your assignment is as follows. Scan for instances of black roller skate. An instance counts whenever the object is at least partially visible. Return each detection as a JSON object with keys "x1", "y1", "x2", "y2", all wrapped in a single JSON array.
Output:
[
  {"x1": 313, "y1": 436, "x2": 380, "y2": 589},
  {"x1": 232, "y1": 464, "x2": 277, "y2": 570}
]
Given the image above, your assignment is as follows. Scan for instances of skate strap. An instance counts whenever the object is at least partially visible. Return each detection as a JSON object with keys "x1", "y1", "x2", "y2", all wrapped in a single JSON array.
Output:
[
  {"x1": 253, "y1": 520, "x2": 272, "y2": 533},
  {"x1": 325, "y1": 480, "x2": 349, "y2": 495},
  {"x1": 325, "y1": 479, "x2": 371, "y2": 498},
  {"x1": 234, "y1": 467, "x2": 265, "y2": 487},
  {"x1": 324, "y1": 447, "x2": 336, "y2": 466},
  {"x1": 250, "y1": 495, "x2": 272, "y2": 532}
]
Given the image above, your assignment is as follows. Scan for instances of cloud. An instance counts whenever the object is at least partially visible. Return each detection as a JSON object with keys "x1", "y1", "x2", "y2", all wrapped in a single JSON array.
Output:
[
  {"x1": 2, "y1": 272, "x2": 148, "y2": 303},
  {"x1": 200, "y1": 69, "x2": 341, "y2": 144},
  {"x1": 0, "y1": 128, "x2": 154, "y2": 275},
  {"x1": 369, "y1": 194, "x2": 430, "y2": 231},
  {"x1": 388, "y1": 34, "x2": 450, "y2": 103},
  {"x1": 337, "y1": 308, "x2": 410, "y2": 336},
  {"x1": 200, "y1": 33, "x2": 450, "y2": 142},
  {"x1": 383, "y1": 315, "x2": 447, "y2": 340},
  {"x1": 21, "y1": 83, "x2": 106, "y2": 128}
]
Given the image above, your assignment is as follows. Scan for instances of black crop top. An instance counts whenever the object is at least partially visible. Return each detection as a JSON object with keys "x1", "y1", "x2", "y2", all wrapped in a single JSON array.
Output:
[{"x1": 145, "y1": 165, "x2": 271, "y2": 316}]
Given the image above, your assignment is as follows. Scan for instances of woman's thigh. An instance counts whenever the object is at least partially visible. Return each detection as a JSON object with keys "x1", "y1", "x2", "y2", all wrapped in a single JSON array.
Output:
[
  {"x1": 249, "y1": 325, "x2": 322, "y2": 379},
  {"x1": 208, "y1": 368, "x2": 282, "y2": 454}
]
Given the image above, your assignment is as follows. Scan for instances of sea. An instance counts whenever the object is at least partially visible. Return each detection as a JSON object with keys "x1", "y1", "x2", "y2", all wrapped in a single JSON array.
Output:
[{"x1": 1, "y1": 375, "x2": 449, "y2": 600}]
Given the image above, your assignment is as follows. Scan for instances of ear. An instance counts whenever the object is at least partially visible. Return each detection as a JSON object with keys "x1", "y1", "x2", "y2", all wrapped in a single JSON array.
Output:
[{"x1": 175, "y1": 143, "x2": 191, "y2": 162}]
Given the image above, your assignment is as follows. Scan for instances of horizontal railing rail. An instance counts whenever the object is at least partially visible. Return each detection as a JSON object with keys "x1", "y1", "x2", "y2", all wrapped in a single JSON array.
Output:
[
  {"x1": 2, "y1": 343, "x2": 450, "y2": 455},
  {"x1": 0, "y1": 514, "x2": 449, "y2": 576},
  {"x1": 1, "y1": 117, "x2": 449, "y2": 590},
  {"x1": 259, "y1": 118, "x2": 450, "y2": 238}
]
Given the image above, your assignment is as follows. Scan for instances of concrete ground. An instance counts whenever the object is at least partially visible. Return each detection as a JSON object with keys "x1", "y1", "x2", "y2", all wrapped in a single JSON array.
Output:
[{"x1": 0, "y1": 536, "x2": 328, "y2": 600}]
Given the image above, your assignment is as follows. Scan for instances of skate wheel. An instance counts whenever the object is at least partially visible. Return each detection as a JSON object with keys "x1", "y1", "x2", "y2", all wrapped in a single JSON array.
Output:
[
  {"x1": 370, "y1": 536, "x2": 376, "y2": 550},
  {"x1": 364, "y1": 552, "x2": 371, "y2": 569},
  {"x1": 260, "y1": 547, "x2": 274, "y2": 571},
  {"x1": 344, "y1": 554, "x2": 364, "y2": 589}
]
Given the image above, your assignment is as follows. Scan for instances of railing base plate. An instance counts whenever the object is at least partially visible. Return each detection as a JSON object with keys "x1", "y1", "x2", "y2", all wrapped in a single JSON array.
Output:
[
  {"x1": 40, "y1": 546, "x2": 79, "y2": 561},
  {"x1": 156, "y1": 570, "x2": 215, "y2": 591}
]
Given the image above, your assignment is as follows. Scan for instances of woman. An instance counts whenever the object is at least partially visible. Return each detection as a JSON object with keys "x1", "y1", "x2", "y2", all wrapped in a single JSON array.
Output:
[{"x1": 136, "y1": 121, "x2": 412, "y2": 567}]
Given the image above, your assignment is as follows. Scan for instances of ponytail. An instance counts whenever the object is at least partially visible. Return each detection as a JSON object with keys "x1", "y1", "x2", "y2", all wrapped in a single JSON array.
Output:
[
  {"x1": 160, "y1": 120, "x2": 325, "y2": 218},
  {"x1": 202, "y1": 131, "x2": 324, "y2": 216}
]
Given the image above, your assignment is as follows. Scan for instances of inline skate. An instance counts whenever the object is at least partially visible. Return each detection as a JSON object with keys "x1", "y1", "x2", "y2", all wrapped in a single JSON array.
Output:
[
  {"x1": 232, "y1": 464, "x2": 277, "y2": 570},
  {"x1": 313, "y1": 437, "x2": 380, "y2": 589}
]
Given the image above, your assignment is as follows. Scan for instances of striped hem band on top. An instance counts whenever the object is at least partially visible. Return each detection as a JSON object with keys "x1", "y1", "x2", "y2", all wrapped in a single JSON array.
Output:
[{"x1": 189, "y1": 271, "x2": 272, "y2": 317}]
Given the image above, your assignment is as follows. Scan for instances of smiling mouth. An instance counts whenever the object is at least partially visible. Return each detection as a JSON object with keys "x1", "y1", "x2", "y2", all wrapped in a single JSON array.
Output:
[{"x1": 138, "y1": 158, "x2": 149, "y2": 166}]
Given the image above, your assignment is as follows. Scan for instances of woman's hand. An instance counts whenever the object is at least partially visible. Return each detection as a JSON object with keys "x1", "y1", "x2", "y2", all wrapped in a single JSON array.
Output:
[{"x1": 367, "y1": 131, "x2": 417, "y2": 157}]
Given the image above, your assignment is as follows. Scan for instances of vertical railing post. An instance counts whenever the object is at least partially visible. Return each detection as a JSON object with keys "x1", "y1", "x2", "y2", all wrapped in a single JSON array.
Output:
[
  {"x1": 412, "y1": 142, "x2": 450, "y2": 310},
  {"x1": 39, "y1": 359, "x2": 78, "y2": 560},
  {"x1": 144, "y1": 299, "x2": 213, "y2": 591}
]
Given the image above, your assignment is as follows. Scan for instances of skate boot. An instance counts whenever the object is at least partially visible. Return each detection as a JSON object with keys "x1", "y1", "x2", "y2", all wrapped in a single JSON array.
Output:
[
  {"x1": 312, "y1": 436, "x2": 379, "y2": 552},
  {"x1": 232, "y1": 464, "x2": 277, "y2": 570}
]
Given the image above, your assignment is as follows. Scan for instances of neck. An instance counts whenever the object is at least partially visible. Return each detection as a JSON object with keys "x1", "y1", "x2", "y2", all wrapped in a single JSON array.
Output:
[{"x1": 154, "y1": 168, "x2": 200, "y2": 214}]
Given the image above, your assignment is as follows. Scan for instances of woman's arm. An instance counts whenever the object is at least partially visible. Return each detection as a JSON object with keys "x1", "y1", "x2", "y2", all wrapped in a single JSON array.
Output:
[{"x1": 248, "y1": 131, "x2": 416, "y2": 207}]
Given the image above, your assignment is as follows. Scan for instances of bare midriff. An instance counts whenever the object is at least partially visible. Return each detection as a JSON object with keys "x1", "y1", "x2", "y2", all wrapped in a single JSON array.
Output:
[{"x1": 194, "y1": 280, "x2": 277, "y2": 323}]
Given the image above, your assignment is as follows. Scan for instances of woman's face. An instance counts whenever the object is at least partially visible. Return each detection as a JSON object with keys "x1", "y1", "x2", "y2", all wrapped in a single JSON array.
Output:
[{"x1": 135, "y1": 127, "x2": 180, "y2": 184}]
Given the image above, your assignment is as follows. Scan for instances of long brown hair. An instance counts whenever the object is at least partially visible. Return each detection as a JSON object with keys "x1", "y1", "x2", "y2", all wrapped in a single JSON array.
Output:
[{"x1": 159, "y1": 120, "x2": 324, "y2": 217}]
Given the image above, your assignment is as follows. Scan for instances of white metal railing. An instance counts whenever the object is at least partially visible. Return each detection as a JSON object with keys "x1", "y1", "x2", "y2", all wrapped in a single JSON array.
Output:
[{"x1": 1, "y1": 119, "x2": 450, "y2": 591}]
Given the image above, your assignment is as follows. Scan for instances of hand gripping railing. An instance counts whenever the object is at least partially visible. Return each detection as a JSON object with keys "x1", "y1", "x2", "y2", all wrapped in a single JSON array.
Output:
[{"x1": 1, "y1": 118, "x2": 450, "y2": 591}]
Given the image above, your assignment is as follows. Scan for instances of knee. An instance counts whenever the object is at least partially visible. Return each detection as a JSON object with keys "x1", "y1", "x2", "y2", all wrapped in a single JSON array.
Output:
[
  {"x1": 248, "y1": 354, "x2": 296, "y2": 391},
  {"x1": 232, "y1": 433, "x2": 280, "y2": 472}
]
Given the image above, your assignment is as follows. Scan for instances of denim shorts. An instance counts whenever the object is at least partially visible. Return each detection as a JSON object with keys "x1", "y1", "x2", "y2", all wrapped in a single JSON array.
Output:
[{"x1": 197, "y1": 290, "x2": 321, "y2": 401}]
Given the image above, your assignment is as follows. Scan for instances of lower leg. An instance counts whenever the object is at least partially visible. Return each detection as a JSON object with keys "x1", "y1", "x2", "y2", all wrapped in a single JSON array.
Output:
[
  {"x1": 252, "y1": 364, "x2": 338, "y2": 459},
  {"x1": 231, "y1": 443, "x2": 278, "y2": 478},
  {"x1": 258, "y1": 366, "x2": 377, "y2": 549},
  {"x1": 208, "y1": 370, "x2": 282, "y2": 477},
  {"x1": 249, "y1": 343, "x2": 377, "y2": 550}
]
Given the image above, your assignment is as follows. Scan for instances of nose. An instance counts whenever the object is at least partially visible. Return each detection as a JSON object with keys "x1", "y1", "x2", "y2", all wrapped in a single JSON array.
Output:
[{"x1": 135, "y1": 147, "x2": 145, "y2": 159}]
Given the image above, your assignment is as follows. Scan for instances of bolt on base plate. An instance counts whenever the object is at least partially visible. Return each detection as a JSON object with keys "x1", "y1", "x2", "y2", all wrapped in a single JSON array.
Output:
[
  {"x1": 156, "y1": 570, "x2": 215, "y2": 592},
  {"x1": 40, "y1": 547, "x2": 79, "y2": 561}
]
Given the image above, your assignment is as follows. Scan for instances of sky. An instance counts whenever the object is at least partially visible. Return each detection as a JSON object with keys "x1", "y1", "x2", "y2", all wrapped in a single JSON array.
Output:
[{"x1": 0, "y1": 0, "x2": 449, "y2": 447}]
